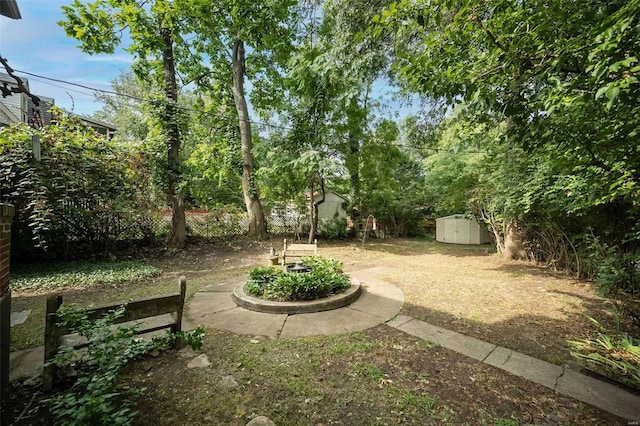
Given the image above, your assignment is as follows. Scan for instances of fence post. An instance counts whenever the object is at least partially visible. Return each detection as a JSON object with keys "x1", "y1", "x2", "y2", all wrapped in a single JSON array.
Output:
[{"x1": 42, "y1": 294, "x2": 62, "y2": 392}]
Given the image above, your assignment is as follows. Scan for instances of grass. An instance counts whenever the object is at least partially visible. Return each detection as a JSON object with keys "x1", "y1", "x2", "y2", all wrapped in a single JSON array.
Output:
[{"x1": 11, "y1": 260, "x2": 162, "y2": 291}]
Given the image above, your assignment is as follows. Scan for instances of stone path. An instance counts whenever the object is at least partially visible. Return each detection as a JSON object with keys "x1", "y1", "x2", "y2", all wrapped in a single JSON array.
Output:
[
  {"x1": 8, "y1": 266, "x2": 640, "y2": 423},
  {"x1": 387, "y1": 315, "x2": 640, "y2": 422}
]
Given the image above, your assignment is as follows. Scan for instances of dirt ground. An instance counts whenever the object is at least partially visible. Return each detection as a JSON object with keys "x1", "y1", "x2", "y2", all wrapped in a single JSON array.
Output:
[{"x1": 8, "y1": 237, "x2": 639, "y2": 425}]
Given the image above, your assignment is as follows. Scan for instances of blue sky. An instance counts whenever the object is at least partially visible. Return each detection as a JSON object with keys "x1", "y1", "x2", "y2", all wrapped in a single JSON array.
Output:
[
  {"x1": 1, "y1": 1, "x2": 134, "y2": 116},
  {"x1": 0, "y1": 1, "x2": 417, "y2": 120}
]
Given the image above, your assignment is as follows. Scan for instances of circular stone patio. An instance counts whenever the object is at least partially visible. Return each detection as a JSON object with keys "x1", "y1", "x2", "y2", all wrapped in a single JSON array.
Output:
[{"x1": 186, "y1": 266, "x2": 404, "y2": 339}]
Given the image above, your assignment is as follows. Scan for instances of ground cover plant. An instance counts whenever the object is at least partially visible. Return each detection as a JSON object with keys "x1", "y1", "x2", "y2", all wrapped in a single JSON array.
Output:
[
  {"x1": 11, "y1": 261, "x2": 161, "y2": 291},
  {"x1": 245, "y1": 256, "x2": 350, "y2": 301}
]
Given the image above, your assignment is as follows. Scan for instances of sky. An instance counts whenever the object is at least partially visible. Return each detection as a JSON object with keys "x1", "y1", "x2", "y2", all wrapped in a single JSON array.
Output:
[
  {"x1": 0, "y1": 0, "x2": 132, "y2": 116},
  {"x1": 0, "y1": 0, "x2": 417, "y2": 120}
]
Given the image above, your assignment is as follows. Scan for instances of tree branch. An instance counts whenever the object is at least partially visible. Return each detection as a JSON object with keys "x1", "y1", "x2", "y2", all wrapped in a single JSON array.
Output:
[{"x1": 0, "y1": 56, "x2": 40, "y2": 105}]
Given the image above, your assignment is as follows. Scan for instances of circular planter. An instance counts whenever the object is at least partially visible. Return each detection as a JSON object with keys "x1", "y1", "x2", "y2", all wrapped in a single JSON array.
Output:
[{"x1": 232, "y1": 278, "x2": 362, "y2": 314}]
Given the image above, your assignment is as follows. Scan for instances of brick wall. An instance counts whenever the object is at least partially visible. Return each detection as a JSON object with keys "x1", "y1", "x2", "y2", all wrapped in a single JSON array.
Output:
[
  {"x1": 0, "y1": 205, "x2": 13, "y2": 297},
  {"x1": 0, "y1": 204, "x2": 13, "y2": 420}
]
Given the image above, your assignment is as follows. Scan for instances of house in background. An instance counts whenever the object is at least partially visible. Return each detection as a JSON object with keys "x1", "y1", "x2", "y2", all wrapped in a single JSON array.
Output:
[
  {"x1": 0, "y1": 72, "x2": 30, "y2": 126},
  {"x1": 314, "y1": 190, "x2": 348, "y2": 222},
  {"x1": 75, "y1": 114, "x2": 117, "y2": 139},
  {"x1": 0, "y1": 72, "x2": 54, "y2": 128},
  {"x1": 0, "y1": 73, "x2": 116, "y2": 138}
]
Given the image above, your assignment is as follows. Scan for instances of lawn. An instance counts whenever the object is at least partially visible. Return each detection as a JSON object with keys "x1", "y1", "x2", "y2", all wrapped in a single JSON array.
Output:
[{"x1": 8, "y1": 237, "x2": 637, "y2": 425}]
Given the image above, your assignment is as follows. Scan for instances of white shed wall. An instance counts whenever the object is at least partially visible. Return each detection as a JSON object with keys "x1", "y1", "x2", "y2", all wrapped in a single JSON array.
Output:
[
  {"x1": 315, "y1": 192, "x2": 347, "y2": 220},
  {"x1": 435, "y1": 215, "x2": 490, "y2": 244}
]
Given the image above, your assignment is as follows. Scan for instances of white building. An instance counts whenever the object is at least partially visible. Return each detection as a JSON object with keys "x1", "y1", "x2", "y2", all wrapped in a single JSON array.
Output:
[{"x1": 435, "y1": 214, "x2": 490, "y2": 245}]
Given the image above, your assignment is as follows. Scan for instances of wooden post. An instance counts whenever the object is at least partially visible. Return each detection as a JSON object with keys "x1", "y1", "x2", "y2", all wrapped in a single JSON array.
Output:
[
  {"x1": 175, "y1": 276, "x2": 186, "y2": 334},
  {"x1": 174, "y1": 276, "x2": 186, "y2": 349},
  {"x1": 42, "y1": 294, "x2": 62, "y2": 392}
]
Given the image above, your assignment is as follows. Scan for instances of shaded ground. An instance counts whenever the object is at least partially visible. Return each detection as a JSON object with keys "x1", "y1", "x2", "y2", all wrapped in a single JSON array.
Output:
[{"x1": 8, "y1": 237, "x2": 639, "y2": 425}]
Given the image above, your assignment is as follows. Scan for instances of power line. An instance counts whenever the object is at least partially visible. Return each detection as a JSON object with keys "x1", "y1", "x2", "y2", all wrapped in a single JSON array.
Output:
[
  {"x1": 15, "y1": 68, "x2": 475, "y2": 156},
  {"x1": 15, "y1": 68, "x2": 307, "y2": 135}
]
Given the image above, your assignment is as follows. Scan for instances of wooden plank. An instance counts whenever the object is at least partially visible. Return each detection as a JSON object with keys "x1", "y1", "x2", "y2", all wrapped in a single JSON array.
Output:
[
  {"x1": 42, "y1": 294, "x2": 62, "y2": 392},
  {"x1": 42, "y1": 276, "x2": 189, "y2": 390}
]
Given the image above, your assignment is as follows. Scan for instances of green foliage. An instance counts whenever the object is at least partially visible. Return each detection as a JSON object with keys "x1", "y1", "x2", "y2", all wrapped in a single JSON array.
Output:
[
  {"x1": 245, "y1": 266, "x2": 284, "y2": 296},
  {"x1": 569, "y1": 318, "x2": 640, "y2": 390},
  {"x1": 319, "y1": 216, "x2": 349, "y2": 240},
  {"x1": 10, "y1": 261, "x2": 161, "y2": 291},
  {"x1": 245, "y1": 256, "x2": 350, "y2": 301},
  {"x1": 50, "y1": 304, "x2": 204, "y2": 425},
  {"x1": 0, "y1": 113, "x2": 155, "y2": 258},
  {"x1": 595, "y1": 252, "x2": 640, "y2": 296}
]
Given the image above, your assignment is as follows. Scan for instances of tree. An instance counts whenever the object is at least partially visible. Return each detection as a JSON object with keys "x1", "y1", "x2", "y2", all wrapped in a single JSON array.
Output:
[
  {"x1": 60, "y1": 0, "x2": 188, "y2": 249},
  {"x1": 175, "y1": 0, "x2": 298, "y2": 240},
  {"x1": 374, "y1": 0, "x2": 640, "y2": 260}
]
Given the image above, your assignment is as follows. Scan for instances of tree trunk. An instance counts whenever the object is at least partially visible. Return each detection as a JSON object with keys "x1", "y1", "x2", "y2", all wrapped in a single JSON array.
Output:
[
  {"x1": 160, "y1": 23, "x2": 186, "y2": 250},
  {"x1": 502, "y1": 219, "x2": 527, "y2": 260},
  {"x1": 348, "y1": 129, "x2": 361, "y2": 222},
  {"x1": 232, "y1": 39, "x2": 267, "y2": 240},
  {"x1": 308, "y1": 174, "x2": 325, "y2": 244}
]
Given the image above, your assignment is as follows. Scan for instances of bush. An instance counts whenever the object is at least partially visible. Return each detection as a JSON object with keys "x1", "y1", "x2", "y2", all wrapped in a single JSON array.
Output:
[
  {"x1": 245, "y1": 256, "x2": 350, "y2": 301},
  {"x1": 569, "y1": 318, "x2": 640, "y2": 390},
  {"x1": 49, "y1": 304, "x2": 204, "y2": 425},
  {"x1": 319, "y1": 216, "x2": 349, "y2": 240},
  {"x1": 595, "y1": 252, "x2": 640, "y2": 296}
]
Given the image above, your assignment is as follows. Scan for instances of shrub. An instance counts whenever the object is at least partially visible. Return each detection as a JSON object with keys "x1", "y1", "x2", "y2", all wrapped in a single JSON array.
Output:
[
  {"x1": 49, "y1": 304, "x2": 204, "y2": 425},
  {"x1": 244, "y1": 256, "x2": 350, "y2": 301},
  {"x1": 319, "y1": 216, "x2": 349, "y2": 240},
  {"x1": 569, "y1": 318, "x2": 640, "y2": 390},
  {"x1": 595, "y1": 252, "x2": 640, "y2": 296}
]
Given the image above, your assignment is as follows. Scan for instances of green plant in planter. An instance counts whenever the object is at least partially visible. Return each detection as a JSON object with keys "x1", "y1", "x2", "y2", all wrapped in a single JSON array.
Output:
[{"x1": 245, "y1": 256, "x2": 350, "y2": 301}]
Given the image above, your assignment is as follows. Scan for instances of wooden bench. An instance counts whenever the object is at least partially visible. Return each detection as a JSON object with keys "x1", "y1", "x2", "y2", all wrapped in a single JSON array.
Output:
[
  {"x1": 282, "y1": 239, "x2": 317, "y2": 265},
  {"x1": 42, "y1": 276, "x2": 187, "y2": 391}
]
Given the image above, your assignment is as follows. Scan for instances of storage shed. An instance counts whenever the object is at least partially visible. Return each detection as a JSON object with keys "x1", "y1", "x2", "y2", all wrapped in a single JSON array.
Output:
[{"x1": 435, "y1": 215, "x2": 490, "y2": 245}]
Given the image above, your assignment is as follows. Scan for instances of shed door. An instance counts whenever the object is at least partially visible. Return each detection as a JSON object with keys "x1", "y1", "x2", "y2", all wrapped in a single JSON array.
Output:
[{"x1": 444, "y1": 219, "x2": 458, "y2": 243}]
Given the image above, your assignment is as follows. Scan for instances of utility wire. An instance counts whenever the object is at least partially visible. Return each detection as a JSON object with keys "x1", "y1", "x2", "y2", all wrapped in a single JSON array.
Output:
[
  {"x1": 15, "y1": 68, "x2": 308, "y2": 135},
  {"x1": 15, "y1": 68, "x2": 477, "y2": 155}
]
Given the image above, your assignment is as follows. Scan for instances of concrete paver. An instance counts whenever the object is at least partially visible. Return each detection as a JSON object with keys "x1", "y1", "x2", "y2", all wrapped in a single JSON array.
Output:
[
  {"x1": 10, "y1": 346, "x2": 43, "y2": 381},
  {"x1": 189, "y1": 291, "x2": 237, "y2": 317},
  {"x1": 386, "y1": 314, "x2": 413, "y2": 328},
  {"x1": 10, "y1": 309, "x2": 30, "y2": 326},
  {"x1": 192, "y1": 306, "x2": 287, "y2": 339},
  {"x1": 484, "y1": 345, "x2": 563, "y2": 389},
  {"x1": 347, "y1": 283, "x2": 404, "y2": 320},
  {"x1": 280, "y1": 308, "x2": 381, "y2": 339},
  {"x1": 394, "y1": 318, "x2": 496, "y2": 361},
  {"x1": 556, "y1": 367, "x2": 640, "y2": 421}
]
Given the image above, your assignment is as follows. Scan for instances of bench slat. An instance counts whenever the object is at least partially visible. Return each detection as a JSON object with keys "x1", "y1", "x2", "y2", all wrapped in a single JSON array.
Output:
[{"x1": 42, "y1": 276, "x2": 186, "y2": 392}]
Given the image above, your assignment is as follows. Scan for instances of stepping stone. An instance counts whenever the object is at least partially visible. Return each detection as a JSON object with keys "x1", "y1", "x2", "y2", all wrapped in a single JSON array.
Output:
[
  {"x1": 187, "y1": 354, "x2": 210, "y2": 369},
  {"x1": 10, "y1": 310, "x2": 30, "y2": 326},
  {"x1": 246, "y1": 416, "x2": 276, "y2": 426}
]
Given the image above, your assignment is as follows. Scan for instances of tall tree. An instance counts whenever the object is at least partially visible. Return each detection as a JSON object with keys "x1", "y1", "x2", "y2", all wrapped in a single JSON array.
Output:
[
  {"x1": 176, "y1": 0, "x2": 298, "y2": 240},
  {"x1": 60, "y1": 0, "x2": 188, "y2": 249},
  {"x1": 374, "y1": 0, "x2": 640, "y2": 258}
]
